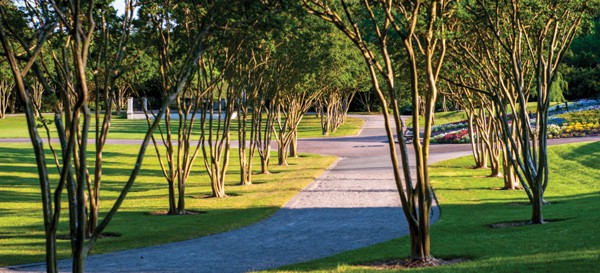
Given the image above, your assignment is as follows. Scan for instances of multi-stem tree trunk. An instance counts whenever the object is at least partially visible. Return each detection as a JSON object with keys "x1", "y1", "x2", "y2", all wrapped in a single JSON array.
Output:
[
  {"x1": 29, "y1": 81, "x2": 44, "y2": 116},
  {"x1": 228, "y1": 49, "x2": 269, "y2": 185},
  {"x1": 0, "y1": 81, "x2": 13, "y2": 119},
  {"x1": 303, "y1": 0, "x2": 454, "y2": 262},
  {"x1": 255, "y1": 98, "x2": 275, "y2": 174},
  {"x1": 200, "y1": 83, "x2": 234, "y2": 197},
  {"x1": 275, "y1": 89, "x2": 318, "y2": 164},
  {"x1": 316, "y1": 89, "x2": 356, "y2": 136},
  {"x1": 237, "y1": 108, "x2": 254, "y2": 185},
  {"x1": 114, "y1": 84, "x2": 129, "y2": 116}
]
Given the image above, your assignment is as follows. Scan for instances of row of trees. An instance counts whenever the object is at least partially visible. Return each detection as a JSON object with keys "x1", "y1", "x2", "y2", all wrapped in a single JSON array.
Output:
[
  {"x1": 303, "y1": 0, "x2": 596, "y2": 265},
  {"x1": 0, "y1": 1, "x2": 366, "y2": 272}
]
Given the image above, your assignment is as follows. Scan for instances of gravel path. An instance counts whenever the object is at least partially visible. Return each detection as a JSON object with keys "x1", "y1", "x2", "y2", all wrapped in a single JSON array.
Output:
[{"x1": 1, "y1": 115, "x2": 598, "y2": 273}]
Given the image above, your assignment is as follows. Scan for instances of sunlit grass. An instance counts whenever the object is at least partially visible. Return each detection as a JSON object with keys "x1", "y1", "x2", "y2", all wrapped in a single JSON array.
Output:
[
  {"x1": 270, "y1": 141, "x2": 600, "y2": 273},
  {"x1": 0, "y1": 114, "x2": 363, "y2": 140},
  {"x1": 406, "y1": 101, "x2": 563, "y2": 127},
  {"x1": 0, "y1": 143, "x2": 336, "y2": 266}
]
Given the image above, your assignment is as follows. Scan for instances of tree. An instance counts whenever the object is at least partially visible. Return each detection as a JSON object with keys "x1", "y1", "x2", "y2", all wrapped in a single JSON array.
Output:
[
  {"x1": 85, "y1": 0, "x2": 137, "y2": 237},
  {"x1": 140, "y1": 1, "x2": 240, "y2": 208},
  {"x1": 227, "y1": 47, "x2": 270, "y2": 185},
  {"x1": 0, "y1": 80, "x2": 14, "y2": 119},
  {"x1": 442, "y1": 79, "x2": 520, "y2": 189},
  {"x1": 302, "y1": 0, "x2": 456, "y2": 263},
  {"x1": 313, "y1": 26, "x2": 366, "y2": 135}
]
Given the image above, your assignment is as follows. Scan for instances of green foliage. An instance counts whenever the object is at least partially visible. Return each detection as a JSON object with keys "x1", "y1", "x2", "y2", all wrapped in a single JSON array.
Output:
[
  {"x1": 549, "y1": 73, "x2": 567, "y2": 103},
  {"x1": 562, "y1": 17, "x2": 600, "y2": 99}
]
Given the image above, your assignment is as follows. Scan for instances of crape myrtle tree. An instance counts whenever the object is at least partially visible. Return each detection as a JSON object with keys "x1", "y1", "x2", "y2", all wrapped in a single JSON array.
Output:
[
  {"x1": 222, "y1": 2, "x2": 279, "y2": 186},
  {"x1": 196, "y1": 1, "x2": 276, "y2": 197},
  {"x1": 0, "y1": 0, "x2": 210, "y2": 272},
  {"x1": 313, "y1": 27, "x2": 367, "y2": 136},
  {"x1": 302, "y1": 0, "x2": 456, "y2": 263},
  {"x1": 442, "y1": 78, "x2": 520, "y2": 189},
  {"x1": 271, "y1": 53, "x2": 317, "y2": 165},
  {"x1": 270, "y1": 11, "x2": 327, "y2": 164},
  {"x1": 228, "y1": 47, "x2": 271, "y2": 185},
  {"x1": 255, "y1": 61, "x2": 278, "y2": 174},
  {"x1": 453, "y1": 0, "x2": 594, "y2": 224},
  {"x1": 0, "y1": 79, "x2": 14, "y2": 119},
  {"x1": 141, "y1": 0, "x2": 210, "y2": 213},
  {"x1": 86, "y1": 0, "x2": 137, "y2": 236},
  {"x1": 140, "y1": 0, "x2": 242, "y2": 207}
]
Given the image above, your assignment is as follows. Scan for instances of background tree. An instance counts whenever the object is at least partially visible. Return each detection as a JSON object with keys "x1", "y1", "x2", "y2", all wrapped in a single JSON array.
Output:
[
  {"x1": 0, "y1": 79, "x2": 14, "y2": 119},
  {"x1": 313, "y1": 26, "x2": 366, "y2": 135},
  {"x1": 561, "y1": 17, "x2": 600, "y2": 100}
]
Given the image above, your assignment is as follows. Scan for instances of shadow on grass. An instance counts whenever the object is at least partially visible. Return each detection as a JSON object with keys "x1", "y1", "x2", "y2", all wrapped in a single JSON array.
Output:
[
  {"x1": 273, "y1": 191, "x2": 600, "y2": 273},
  {"x1": 561, "y1": 142, "x2": 600, "y2": 169}
]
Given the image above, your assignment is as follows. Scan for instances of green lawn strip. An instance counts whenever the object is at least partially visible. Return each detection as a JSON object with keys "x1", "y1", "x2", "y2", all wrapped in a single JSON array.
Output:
[
  {"x1": 406, "y1": 110, "x2": 468, "y2": 128},
  {"x1": 270, "y1": 141, "x2": 600, "y2": 273},
  {"x1": 407, "y1": 102, "x2": 563, "y2": 127},
  {"x1": 0, "y1": 115, "x2": 364, "y2": 140},
  {"x1": 0, "y1": 143, "x2": 336, "y2": 266}
]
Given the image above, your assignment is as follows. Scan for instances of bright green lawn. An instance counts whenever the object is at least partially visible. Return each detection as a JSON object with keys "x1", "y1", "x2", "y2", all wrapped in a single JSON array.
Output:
[
  {"x1": 271, "y1": 141, "x2": 600, "y2": 273},
  {"x1": 407, "y1": 101, "x2": 563, "y2": 127},
  {"x1": 0, "y1": 143, "x2": 336, "y2": 266},
  {"x1": 0, "y1": 114, "x2": 364, "y2": 140}
]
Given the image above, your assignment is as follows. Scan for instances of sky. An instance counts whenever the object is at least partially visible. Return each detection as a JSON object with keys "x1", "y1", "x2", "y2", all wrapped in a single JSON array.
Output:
[{"x1": 111, "y1": 1, "x2": 127, "y2": 16}]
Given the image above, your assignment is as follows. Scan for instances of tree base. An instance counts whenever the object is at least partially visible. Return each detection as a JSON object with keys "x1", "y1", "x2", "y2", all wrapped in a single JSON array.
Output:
[
  {"x1": 498, "y1": 185, "x2": 523, "y2": 190},
  {"x1": 487, "y1": 218, "x2": 571, "y2": 228},
  {"x1": 362, "y1": 257, "x2": 464, "y2": 269},
  {"x1": 147, "y1": 210, "x2": 207, "y2": 216}
]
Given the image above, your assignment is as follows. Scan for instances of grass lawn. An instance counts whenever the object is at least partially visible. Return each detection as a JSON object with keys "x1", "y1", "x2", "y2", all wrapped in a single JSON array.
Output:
[
  {"x1": 271, "y1": 141, "x2": 600, "y2": 273},
  {"x1": 0, "y1": 143, "x2": 336, "y2": 266},
  {"x1": 0, "y1": 114, "x2": 364, "y2": 140},
  {"x1": 406, "y1": 101, "x2": 563, "y2": 127}
]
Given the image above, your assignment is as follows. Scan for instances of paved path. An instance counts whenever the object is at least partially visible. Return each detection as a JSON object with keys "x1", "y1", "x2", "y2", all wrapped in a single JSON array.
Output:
[{"x1": 1, "y1": 115, "x2": 598, "y2": 273}]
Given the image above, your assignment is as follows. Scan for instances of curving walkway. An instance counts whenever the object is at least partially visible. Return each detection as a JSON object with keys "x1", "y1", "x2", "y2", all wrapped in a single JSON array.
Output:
[{"x1": 2, "y1": 115, "x2": 598, "y2": 273}]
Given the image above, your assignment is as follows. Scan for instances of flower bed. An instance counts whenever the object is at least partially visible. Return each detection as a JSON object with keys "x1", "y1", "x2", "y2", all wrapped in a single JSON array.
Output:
[
  {"x1": 558, "y1": 109, "x2": 600, "y2": 124},
  {"x1": 431, "y1": 99, "x2": 600, "y2": 143},
  {"x1": 431, "y1": 128, "x2": 470, "y2": 144},
  {"x1": 546, "y1": 109, "x2": 600, "y2": 138}
]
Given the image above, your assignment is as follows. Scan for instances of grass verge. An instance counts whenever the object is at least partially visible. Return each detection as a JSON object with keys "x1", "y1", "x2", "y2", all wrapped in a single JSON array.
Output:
[
  {"x1": 270, "y1": 141, "x2": 600, "y2": 273},
  {"x1": 407, "y1": 102, "x2": 563, "y2": 127},
  {"x1": 0, "y1": 143, "x2": 335, "y2": 266},
  {"x1": 0, "y1": 115, "x2": 364, "y2": 140}
]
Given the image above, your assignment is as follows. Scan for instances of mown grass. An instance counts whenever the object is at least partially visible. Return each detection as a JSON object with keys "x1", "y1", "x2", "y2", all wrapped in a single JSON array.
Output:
[
  {"x1": 0, "y1": 114, "x2": 364, "y2": 140},
  {"x1": 0, "y1": 143, "x2": 336, "y2": 266},
  {"x1": 406, "y1": 101, "x2": 563, "y2": 127},
  {"x1": 270, "y1": 141, "x2": 600, "y2": 273}
]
